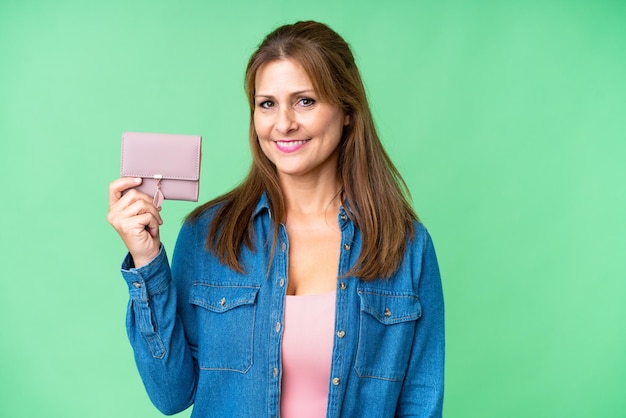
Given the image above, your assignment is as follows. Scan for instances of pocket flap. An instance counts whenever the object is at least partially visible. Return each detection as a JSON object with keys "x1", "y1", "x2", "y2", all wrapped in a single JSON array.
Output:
[
  {"x1": 190, "y1": 283, "x2": 260, "y2": 313},
  {"x1": 357, "y1": 289, "x2": 421, "y2": 325}
]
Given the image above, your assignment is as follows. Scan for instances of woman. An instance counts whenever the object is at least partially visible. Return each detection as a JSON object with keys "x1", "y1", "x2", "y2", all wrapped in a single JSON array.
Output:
[{"x1": 108, "y1": 21, "x2": 444, "y2": 417}]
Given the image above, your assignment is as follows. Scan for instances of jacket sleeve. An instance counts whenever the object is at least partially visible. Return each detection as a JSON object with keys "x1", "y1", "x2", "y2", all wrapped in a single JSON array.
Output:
[
  {"x1": 121, "y1": 239, "x2": 198, "y2": 415},
  {"x1": 396, "y1": 227, "x2": 445, "y2": 417}
]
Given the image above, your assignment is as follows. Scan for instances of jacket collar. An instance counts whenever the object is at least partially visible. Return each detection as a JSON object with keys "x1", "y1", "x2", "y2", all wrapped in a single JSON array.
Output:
[{"x1": 252, "y1": 192, "x2": 271, "y2": 218}]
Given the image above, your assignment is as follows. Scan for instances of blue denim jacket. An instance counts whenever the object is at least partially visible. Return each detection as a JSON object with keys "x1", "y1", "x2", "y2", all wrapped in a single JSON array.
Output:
[{"x1": 120, "y1": 194, "x2": 444, "y2": 417}]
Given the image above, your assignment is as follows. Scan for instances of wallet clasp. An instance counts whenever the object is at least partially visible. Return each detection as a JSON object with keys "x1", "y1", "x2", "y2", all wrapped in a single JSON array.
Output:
[{"x1": 153, "y1": 174, "x2": 164, "y2": 208}]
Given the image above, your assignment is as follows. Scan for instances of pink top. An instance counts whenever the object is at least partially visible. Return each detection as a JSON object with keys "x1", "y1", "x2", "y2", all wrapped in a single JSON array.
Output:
[{"x1": 281, "y1": 291, "x2": 336, "y2": 418}]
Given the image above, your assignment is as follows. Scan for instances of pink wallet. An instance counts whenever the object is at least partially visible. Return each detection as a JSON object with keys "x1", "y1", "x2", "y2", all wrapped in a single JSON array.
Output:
[{"x1": 121, "y1": 132, "x2": 202, "y2": 206}]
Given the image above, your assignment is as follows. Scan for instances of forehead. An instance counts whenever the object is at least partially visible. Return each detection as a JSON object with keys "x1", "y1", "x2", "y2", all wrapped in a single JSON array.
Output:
[{"x1": 254, "y1": 58, "x2": 314, "y2": 93}]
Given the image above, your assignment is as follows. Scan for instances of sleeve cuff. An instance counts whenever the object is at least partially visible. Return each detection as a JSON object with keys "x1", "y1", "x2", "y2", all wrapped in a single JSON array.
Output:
[{"x1": 120, "y1": 245, "x2": 171, "y2": 300}]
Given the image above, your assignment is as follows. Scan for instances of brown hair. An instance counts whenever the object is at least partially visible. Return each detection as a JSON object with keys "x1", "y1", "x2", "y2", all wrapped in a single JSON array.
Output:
[{"x1": 188, "y1": 20, "x2": 417, "y2": 280}]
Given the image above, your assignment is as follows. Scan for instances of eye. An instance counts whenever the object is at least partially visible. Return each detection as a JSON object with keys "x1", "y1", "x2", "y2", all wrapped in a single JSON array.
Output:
[
  {"x1": 257, "y1": 100, "x2": 275, "y2": 109},
  {"x1": 298, "y1": 97, "x2": 316, "y2": 107}
]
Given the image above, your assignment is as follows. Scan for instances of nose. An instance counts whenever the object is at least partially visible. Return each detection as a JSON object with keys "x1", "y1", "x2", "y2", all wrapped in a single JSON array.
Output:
[{"x1": 275, "y1": 106, "x2": 297, "y2": 134}]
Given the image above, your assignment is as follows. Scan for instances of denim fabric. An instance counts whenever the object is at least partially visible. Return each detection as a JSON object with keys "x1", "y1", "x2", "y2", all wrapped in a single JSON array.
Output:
[{"x1": 120, "y1": 194, "x2": 444, "y2": 417}]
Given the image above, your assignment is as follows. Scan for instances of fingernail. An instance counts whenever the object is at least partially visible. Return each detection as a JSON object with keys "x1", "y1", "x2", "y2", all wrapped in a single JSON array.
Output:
[{"x1": 134, "y1": 177, "x2": 142, "y2": 183}]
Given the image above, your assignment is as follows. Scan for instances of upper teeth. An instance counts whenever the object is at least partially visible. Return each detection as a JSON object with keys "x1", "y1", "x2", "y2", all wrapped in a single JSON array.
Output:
[{"x1": 277, "y1": 140, "x2": 307, "y2": 147}]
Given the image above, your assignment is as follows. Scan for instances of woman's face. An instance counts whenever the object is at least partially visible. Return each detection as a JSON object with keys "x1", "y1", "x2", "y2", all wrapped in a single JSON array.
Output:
[{"x1": 253, "y1": 58, "x2": 348, "y2": 182}]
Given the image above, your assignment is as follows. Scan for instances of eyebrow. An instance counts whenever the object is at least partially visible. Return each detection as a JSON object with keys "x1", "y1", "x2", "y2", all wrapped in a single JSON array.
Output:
[{"x1": 254, "y1": 89, "x2": 315, "y2": 98}]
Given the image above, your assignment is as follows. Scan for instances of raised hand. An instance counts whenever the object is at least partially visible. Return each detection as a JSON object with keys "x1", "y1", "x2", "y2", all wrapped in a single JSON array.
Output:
[{"x1": 107, "y1": 177, "x2": 163, "y2": 268}]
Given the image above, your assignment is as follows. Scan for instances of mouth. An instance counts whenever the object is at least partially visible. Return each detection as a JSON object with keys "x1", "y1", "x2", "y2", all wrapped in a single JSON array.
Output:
[{"x1": 274, "y1": 139, "x2": 310, "y2": 153}]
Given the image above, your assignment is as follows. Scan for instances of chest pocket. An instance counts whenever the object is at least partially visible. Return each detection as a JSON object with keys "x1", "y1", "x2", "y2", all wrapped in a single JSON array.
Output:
[
  {"x1": 355, "y1": 289, "x2": 422, "y2": 381},
  {"x1": 189, "y1": 283, "x2": 260, "y2": 373}
]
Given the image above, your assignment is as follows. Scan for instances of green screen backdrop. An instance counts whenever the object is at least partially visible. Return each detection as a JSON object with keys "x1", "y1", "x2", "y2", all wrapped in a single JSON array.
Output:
[{"x1": 1, "y1": 0, "x2": 624, "y2": 417}]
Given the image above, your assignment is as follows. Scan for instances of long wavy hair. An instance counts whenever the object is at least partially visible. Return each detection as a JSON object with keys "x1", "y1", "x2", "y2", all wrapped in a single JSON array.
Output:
[{"x1": 188, "y1": 21, "x2": 417, "y2": 280}]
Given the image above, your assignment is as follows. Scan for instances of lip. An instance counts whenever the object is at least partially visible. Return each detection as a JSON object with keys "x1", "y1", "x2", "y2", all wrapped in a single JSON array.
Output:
[{"x1": 274, "y1": 139, "x2": 310, "y2": 153}]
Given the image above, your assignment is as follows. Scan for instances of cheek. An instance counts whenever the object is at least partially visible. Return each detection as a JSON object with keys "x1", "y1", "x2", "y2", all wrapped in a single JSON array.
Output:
[
  {"x1": 257, "y1": 140, "x2": 275, "y2": 164},
  {"x1": 253, "y1": 114, "x2": 269, "y2": 139},
  {"x1": 255, "y1": 131, "x2": 273, "y2": 156},
  {"x1": 252, "y1": 113, "x2": 261, "y2": 137},
  {"x1": 327, "y1": 116, "x2": 346, "y2": 142}
]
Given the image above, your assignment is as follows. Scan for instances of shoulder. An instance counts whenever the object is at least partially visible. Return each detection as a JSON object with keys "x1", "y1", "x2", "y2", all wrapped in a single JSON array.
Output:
[
  {"x1": 403, "y1": 221, "x2": 439, "y2": 279},
  {"x1": 178, "y1": 192, "x2": 270, "y2": 243},
  {"x1": 186, "y1": 201, "x2": 223, "y2": 225},
  {"x1": 185, "y1": 191, "x2": 269, "y2": 228},
  {"x1": 177, "y1": 202, "x2": 223, "y2": 245},
  {"x1": 409, "y1": 221, "x2": 434, "y2": 250}
]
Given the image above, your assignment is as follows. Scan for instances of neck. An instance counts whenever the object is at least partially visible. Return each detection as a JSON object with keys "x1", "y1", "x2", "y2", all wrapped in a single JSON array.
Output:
[{"x1": 279, "y1": 173, "x2": 342, "y2": 219}]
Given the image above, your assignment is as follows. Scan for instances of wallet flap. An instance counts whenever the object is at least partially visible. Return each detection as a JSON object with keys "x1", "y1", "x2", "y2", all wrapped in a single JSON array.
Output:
[{"x1": 121, "y1": 132, "x2": 201, "y2": 180}]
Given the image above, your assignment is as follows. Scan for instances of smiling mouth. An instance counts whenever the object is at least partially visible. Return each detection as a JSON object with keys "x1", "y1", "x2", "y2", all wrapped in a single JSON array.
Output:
[
  {"x1": 274, "y1": 139, "x2": 310, "y2": 152},
  {"x1": 275, "y1": 139, "x2": 309, "y2": 148}
]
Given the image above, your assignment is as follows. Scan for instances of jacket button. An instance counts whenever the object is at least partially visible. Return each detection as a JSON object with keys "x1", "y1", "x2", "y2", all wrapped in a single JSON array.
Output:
[
  {"x1": 343, "y1": 243, "x2": 350, "y2": 251},
  {"x1": 383, "y1": 308, "x2": 392, "y2": 317},
  {"x1": 279, "y1": 278, "x2": 285, "y2": 287},
  {"x1": 339, "y1": 282, "x2": 347, "y2": 290},
  {"x1": 275, "y1": 322, "x2": 281, "y2": 332},
  {"x1": 340, "y1": 214, "x2": 347, "y2": 221},
  {"x1": 132, "y1": 282, "x2": 141, "y2": 288},
  {"x1": 336, "y1": 330, "x2": 345, "y2": 338},
  {"x1": 332, "y1": 377, "x2": 340, "y2": 385},
  {"x1": 219, "y1": 297, "x2": 226, "y2": 306},
  {"x1": 281, "y1": 242, "x2": 286, "y2": 252}
]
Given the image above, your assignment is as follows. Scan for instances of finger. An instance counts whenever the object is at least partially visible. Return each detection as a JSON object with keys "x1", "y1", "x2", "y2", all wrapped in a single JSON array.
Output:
[
  {"x1": 113, "y1": 212, "x2": 161, "y2": 249},
  {"x1": 128, "y1": 212, "x2": 161, "y2": 238},
  {"x1": 108, "y1": 196, "x2": 163, "y2": 233},
  {"x1": 114, "y1": 187, "x2": 154, "y2": 209},
  {"x1": 143, "y1": 214, "x2": 161, "y2": 238},
  {"x1": 108, "y1": 177, "x2": 142, "y2": 207},
  {"x1": 110, "y1": 188, "x2": 158, "y2": 219},
  {"x1": 119, "y1": 198, "x2": 163, "y2": 225}
]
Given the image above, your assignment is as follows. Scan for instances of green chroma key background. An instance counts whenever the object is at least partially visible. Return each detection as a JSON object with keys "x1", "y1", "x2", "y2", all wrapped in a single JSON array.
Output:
[{"x1": 1, "y1": 0, "x2": 624, "y2": 416}]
